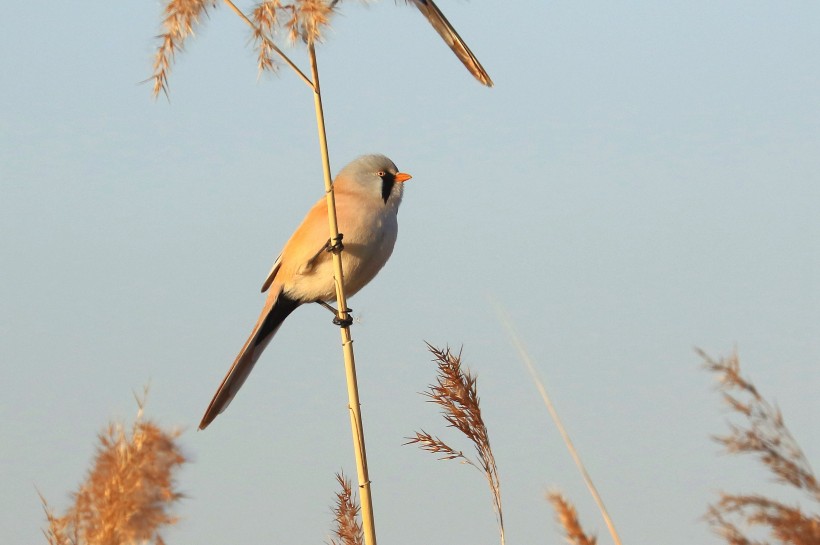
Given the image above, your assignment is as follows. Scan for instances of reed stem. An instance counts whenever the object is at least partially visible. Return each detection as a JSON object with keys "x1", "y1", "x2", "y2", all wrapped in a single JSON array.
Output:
[
  {"x1": 497, "y1": 310, "x2": 622, "y2": 545},
  {"x1": 218, "y1": 6, "x2": 376, "y2": 542},
  {"x1": 222, "y1": 0, "x2": 313, "y2": 88},
  {"x1": 308, "y1": 42, "x2": 378, "y2": 545}
]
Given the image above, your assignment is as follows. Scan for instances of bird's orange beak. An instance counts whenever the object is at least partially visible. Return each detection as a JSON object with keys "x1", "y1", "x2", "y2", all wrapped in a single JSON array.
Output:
[{"x1": 395, "y1": 172, "x2": 412, "y2": 183}]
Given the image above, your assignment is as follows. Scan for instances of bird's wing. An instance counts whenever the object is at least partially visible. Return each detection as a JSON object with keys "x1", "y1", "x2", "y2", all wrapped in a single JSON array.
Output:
[
  {"x1": 281, "y1": 198, "x2": 336, "y2": 277},
  {"x1": 199, "y1": 289, "x2": 301, "y2": 429},
  {"x1": 409, "y1": 0, "x2": 493, "y2": 87},
  {"x1": 260, "y1": 196, "x2": 332, "y2": 292}
]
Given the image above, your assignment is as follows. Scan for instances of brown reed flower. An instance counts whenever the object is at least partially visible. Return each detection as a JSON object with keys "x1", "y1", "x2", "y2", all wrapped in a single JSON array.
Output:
[
  {"x1": 407, "y1": 343, "x2": 505, "y2": 545},
  {"x1": 251, "y1": 0, "x2": 283, "y2": 73},
  {"x1": 41, "y1": 393, "x2": 186, "y2": 545},
  {"x1": 707, "y1": 495, "x2": 820, "y2": 545},
  {"x1": 248, "y1": 0, "x2": 334, "y2": 75},
  {"x1": 330, "y1": 472, "x2": 364, "y2": 545},
  {"x1": 702, "y1": 350, "x2": 820, "y2": 545},
  {"x1": 151, "y1": 0, "x2": 217, "y2": 98},
  {"x1": 702, "y1": 350, "x2": 820, "y2": 498},
  {"x1": 548, "y1": 492, "x2": 598, "y2": 545},
  {"x1": 293, "y1": 0, "x2": 334, "y2": 43}
]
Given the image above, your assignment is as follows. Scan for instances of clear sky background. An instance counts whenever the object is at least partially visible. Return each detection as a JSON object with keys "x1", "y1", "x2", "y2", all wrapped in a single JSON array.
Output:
[{"x1": 2, "y1": 1, "x2": 819, "y2": 544}]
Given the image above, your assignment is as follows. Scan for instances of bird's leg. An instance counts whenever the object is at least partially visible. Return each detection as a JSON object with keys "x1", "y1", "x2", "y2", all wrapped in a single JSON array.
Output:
[
  {"x1": 316, "y1": 300, "x2": 339, "y2": 315},
  {"x1": 325, "y1": 233, "x2": 344, "y2": 254},
  {"x1": 321, "y1": 234, "x2": 352, "y2": 326},
  {"x1": 315, "y1": 300, "x2": 354, "y2": 327}
]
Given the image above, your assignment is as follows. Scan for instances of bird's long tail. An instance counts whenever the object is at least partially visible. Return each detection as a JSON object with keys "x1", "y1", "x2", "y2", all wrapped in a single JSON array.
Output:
[{"x1": 199, "y1": 292, "x2": 301, "y2": 430}]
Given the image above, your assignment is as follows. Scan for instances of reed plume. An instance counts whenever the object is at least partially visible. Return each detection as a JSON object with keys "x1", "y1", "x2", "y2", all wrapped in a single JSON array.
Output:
[
  {"x1": 701, "y1": 349, "x2": 820, "y2": 545},
  {"x1": 548, "y1": 492, "x2": 598, "y2": 545},
  {"x1": 407, "y1": 343, "x2": 505, "y2": 545},
  {"x1": 40, "y1": 392, "x2": 186, "y2": 545},
  {"x1": 330, "y1": 472, "x2": 364, "y2": 545},
  {"x1": 151, "y1": 0, "x2": 336, "y2": 96},
  {"x1": 251, "y1": 0, "x2": 334, "y2": 73},
  {"x1": 151, "y1": 0, "x2": 217, "y2": 97}
]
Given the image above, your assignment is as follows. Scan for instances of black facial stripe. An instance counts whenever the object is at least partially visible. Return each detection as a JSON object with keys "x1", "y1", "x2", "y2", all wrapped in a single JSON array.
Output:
[{"x1": 381, "y1": 173, "x2": 395, "y2": 203}]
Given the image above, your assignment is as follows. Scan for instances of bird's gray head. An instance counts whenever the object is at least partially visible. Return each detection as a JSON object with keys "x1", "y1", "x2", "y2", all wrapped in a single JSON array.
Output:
[{"x1": 336, "y1": 154, "x2": 412, "y2": 206}]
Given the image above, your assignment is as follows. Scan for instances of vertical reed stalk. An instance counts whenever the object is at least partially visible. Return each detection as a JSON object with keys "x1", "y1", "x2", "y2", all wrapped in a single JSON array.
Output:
[
  {"x1": 308, "y1": 42, "x2": 377, "y2": 545},
  {"x1": 217, "y1": 6, "x2": 377, "y2": 543},
  {"x1": 496, "y1": 309, "x2": 622, "y2": 545},
  {"x1": 216, "y1": 5, "x2": 377, "y2": 542}
]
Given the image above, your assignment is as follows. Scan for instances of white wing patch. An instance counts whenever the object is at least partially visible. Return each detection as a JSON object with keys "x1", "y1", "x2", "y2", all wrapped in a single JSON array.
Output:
[{"x1": 261, "y1": 254, "x2": 282, "y2": 293}]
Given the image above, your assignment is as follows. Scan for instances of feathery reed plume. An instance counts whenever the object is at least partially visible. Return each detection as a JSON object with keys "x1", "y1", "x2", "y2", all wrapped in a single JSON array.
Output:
[
  {"x1": 702, "y1": 349, "x2": 820, "y2": 497},
  {"x1": 152, "y1": 0, "x2": 490, "y2": 96},
  {"x1": 701, "y1": 349, "x2": 820, "y2": 544},
  {"x1": 292, "y1": 0, "x2": 334, "y2": 44},
  {"x1": 40, "y1": 391, "x2": 186, "y2": 545},
  {"x1": 330, "y1": 472, "x2": 364, "y2": 545},
  {"x1": 250, "y1": 0, "x2": 334, "y2": 73},
  {"x1": 548, "y1": 492, "x2": 598, "y2": 545},
  {"x1": 495, "y1": 305, "x2": 623, "y2": 545},
  {"x1": 251, "y1": 0, "x2": 284, "y2": 74},
  {"x1": 152, "y1": 0, "x2": 329, "y2": 95},
  {"x1": 40, "y1": 494, "x2": 78, "y2": 545},
  {"x1": 407, "y1": 343, "x2": 505, "y2": 545},
  {"x1": 151, "y1": 0, "x2": 217, "y2": 97}
]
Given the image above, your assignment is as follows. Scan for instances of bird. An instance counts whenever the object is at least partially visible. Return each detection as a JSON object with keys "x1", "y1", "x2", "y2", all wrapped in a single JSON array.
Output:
[
  {"x1": 407, "y1": 0, "x2": 493, "y2": 87},
  {"x1": 199, "y1": 154, "x2": 412, "y2": 430}
]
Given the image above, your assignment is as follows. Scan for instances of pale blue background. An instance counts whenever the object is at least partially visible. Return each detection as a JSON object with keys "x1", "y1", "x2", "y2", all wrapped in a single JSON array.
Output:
[{"x1": 2, "y1": 2, "x2": 819, "y2": 544}]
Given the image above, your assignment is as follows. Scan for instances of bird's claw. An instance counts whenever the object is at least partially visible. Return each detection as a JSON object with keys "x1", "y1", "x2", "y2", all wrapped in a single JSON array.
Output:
[
  {"x1": 332, "y1": 314, "x2": 354, "y2": 328},
  {"x1": 316, "y1": 300, "x2": 353, "y2": 327},
  {"x1": 326, "y1": 234, "x2": 344, "y2": 254}
]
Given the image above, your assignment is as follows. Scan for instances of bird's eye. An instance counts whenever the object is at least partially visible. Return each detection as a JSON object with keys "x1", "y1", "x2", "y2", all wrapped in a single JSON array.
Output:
[{"x1": 376, "y1": 171, "x2": 386, "y2": 178}]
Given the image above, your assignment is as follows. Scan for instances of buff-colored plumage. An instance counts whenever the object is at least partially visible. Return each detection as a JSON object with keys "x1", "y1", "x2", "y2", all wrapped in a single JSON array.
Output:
[{"x1": 199, "y1": 154, "x2": 411, "y2": 429}]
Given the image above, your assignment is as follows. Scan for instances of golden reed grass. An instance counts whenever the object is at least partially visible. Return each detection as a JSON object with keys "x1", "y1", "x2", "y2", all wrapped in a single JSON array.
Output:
[
  {"x1": 330, "y1": 472, "x2": 364, "y2": 545},
  {"x1": 407, "y1": 343, "x2": 505, "y2": 545},
  {"x1": 150, "y1": 0, "x2": 491, "y2": 97},
  {"x1": 151, "y1": 0, "x2": 217, "y2": 97},
  {"x1": 701, "y1": 350, "x2": 820, "y2": 545},
  {"x1": 548, "y1": 492, "x2": 598, "y2": 545},
  {"x1": 40, "y1": 393, "x2": 186, "y2": 545},
  {"x1": 150, "y1": 0, "x2": 334, "y2": 97}
]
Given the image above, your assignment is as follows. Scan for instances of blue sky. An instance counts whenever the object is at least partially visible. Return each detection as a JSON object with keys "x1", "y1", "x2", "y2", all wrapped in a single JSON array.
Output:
[{"x1": 2, "y1": 2, "x2": 819, "y2": 544}]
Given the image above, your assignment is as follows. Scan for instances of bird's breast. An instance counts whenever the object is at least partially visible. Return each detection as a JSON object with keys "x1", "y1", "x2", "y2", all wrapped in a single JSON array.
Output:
[{"x1": 284, "y1": 206, "x2": 399, "y2": 303}]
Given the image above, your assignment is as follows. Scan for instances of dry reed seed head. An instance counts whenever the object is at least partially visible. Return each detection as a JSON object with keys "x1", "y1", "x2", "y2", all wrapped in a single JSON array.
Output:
[
  {"x1": 276, "y1": 0, "x2": 335, "y2": 45},
  {"x1": 40, "y1": 494, "x2": 79, "y2": 545},
  {"x1": 406, "y1": 430, "x2": 471, "y2": 463},
  {"x1": 547, "y1": 492, "x2": 598, "y2": 545},
  {"x1": 703, "y1": 350, "x2": 820, "y2": 545},
  {"x1": 151, "y1": 0, "x2": 217, "y2": 97},
  {"x1": 331, "y1": 473, "x2": 364, "y2": 545},
  {"x1": 702, "y1": 350, "x2": 820, "y2": 498},
  {"x1": 252, "y1": 28, "x2": 279, "y2": 75},
  {"x1": 414, "y1": 343, "x2": 505, "y2": 544},
  {"x1": 251, "y1": 0, "x2": 284, "y2": 74},
  {"x1": 295, "y1": 0, "x2": 334, "y2": 43},
  {"x1": 253, "y1": 0, "x2": 283, "y2": 32},
  {"x1": 41, "y1": 409, "x2": 186, "y2": 545},
  {"x1": 706, "y1": 493, "x2": 820, "y2": 545}
]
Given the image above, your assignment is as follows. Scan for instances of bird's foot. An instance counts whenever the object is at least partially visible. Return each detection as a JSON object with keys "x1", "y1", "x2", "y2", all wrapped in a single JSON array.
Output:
[
  {"x1": 325, "y1": 234, "x2": 345, "y2": 254},
  {"x1": 333, "y1": 314, "x2": 354, "y2": 328},
  {"x1": 315, "y1": 300, "x2": 354, "y2": 327}
]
